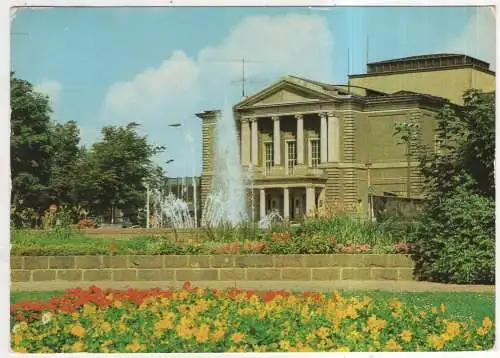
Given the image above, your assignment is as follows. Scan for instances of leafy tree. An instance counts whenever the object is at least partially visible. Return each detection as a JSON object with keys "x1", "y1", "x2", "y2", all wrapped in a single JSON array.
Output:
[
  {"x1": 10, "y1": 73, "x2": 54, "y2": 212},
  {"x1": 409, "y1": 89, "x2": 495, "y2": 284},
  {"x1": 47, "y1": 120, "x2": 83, "y2": 206},
  {"x1": 73, "y1": 123, "x2": 164, "y2": 224}
]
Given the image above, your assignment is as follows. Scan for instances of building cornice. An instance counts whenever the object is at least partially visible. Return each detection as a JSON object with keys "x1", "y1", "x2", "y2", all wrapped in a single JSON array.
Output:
[{"x1": 350, "y1": 64, "x2": 496, "y2": 78}]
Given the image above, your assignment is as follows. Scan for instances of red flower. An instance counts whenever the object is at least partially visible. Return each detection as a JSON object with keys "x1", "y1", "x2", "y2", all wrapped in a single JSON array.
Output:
[{"x1": 182, "y1": 281, "x2": 191, "y2": 290}]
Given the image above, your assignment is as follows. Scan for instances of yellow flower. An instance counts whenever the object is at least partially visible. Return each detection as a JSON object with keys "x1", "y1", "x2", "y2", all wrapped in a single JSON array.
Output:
[
  {"x1": 231, "y1": 332, "x2": 246, "y2": 344},
  {"x1": 345, "y1": 305, "x2": 358, "y2": 319},
  {"x1": 476, "y1": 327, "x2": 488, "y2": 336},
  {"x1": 298, "y1": 345, "x2": 314, "y2": 352},
  {"x1": 279, "y1": 340, "x2": 291, "y2": 351},
  {"x1": 101, "y1": 322, "x2": 112, "y2": 333},
  {"x1": 482, "y1": 317, "x2": 493, "y2": 330},
  {"x1": 126, "y1": 339, "x2": 143, "y2": 353},
  {"x1": 431, "y1": 307, "x2": 438, "y2": 314},
  {"x1": 70, "y1": 324, "x2": 86, "y2": 338},
  {"x1": 155, "y1": 317, "x2": 174, "y2": 330},
  {"x1": 386, "y1": 339, "x2": 402, "y2": 351},
  {"x1": 317, "y1": 327, "x2": 330, "y2": 340},
  {"x1": 445, "y1": 321, "x2": 460, "y2": 338},
  {"x1": 12, "y1": 346, "x2": 27, "y2": 353},
  {"x1": 427, "y1": 333, "x2": 444, "y2": 350},
  {"x1": 211, "y1": 328, "x2": 225, "y2": 342},
  {"x1": 306, "y1": 331, "x2": 316, "y2": 342},
  {"x1": 389, "y1": 298, "x2": 403, "y2": 309},
  {"x1": 392, "y1": 311, "x2": 402, "y2": 319},
  {"x1": 71, "y1": 341, "x2": 85, "y2": 352},
  {"x1": 113, "y1": 300, "x2": 123, "y2": 308},
  {"x1": 195, "y1": 324, "x2": 210, "y2": 343},
  {"x1": 399, "y1": 330, "x2": 412, "y2": 343},
  {"x1": 337, "y1": 346, "x2": 350, "y2": 352},
  {"x1": 83, "y1": 303, "x2": 96, "y2": 315},
  {"x1": 440, "y1": 303, "x2": 446, "y2": 313},
  {"x1": 12, "y1": 334, "x2": 22, "y2": 345}
]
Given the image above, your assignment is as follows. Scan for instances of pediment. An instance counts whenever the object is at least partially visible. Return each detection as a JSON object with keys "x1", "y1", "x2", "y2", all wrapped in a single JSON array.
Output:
[{"x1": 234, "y1": 76, "x2": 336, "y2": 109}]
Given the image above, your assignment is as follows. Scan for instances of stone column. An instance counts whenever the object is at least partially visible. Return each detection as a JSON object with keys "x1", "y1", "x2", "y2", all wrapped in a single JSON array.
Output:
[
  {"x1": 295, "y1": 114, "x2": 304, "y2": 165},
  {"x1": 283, "y1": 187, "x2": 290, "y2": 220},
  {"x1": 250, "y1": 118, "x2": 258, "y2": 165},
  {"x1": 305, "y1": 187, "x2": 316, "y2": 216},
  {"x1": 272, "y1": 116, "x2": 281, "y2": 165},
  {"x1": 319, "y1": 113, "x2": 328, "y2": 163},
  {"x1": 327, "y1": 112, "x2": 340, "y2": 162},
  {"x1": 259, "y1": 188, "x2": 266, "y2": 219},
  {"x1": 240, "y1": 118, "x2": 251, "y2": 165}
]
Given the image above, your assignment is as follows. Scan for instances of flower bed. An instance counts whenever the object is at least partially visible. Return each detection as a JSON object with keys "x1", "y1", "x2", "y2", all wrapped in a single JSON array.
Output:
[{"x1": 11, "y1": 282, "x2": 494, "y2": 352}]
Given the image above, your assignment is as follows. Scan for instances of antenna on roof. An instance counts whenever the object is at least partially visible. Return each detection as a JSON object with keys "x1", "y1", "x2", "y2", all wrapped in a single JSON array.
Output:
[
  {"x1": 347, "y1": 47, "x2": 351, "y2": 94},
  {"x1": 230, "y1": 57, "x2": 266, "y2": 98},
  {"x1": 366, "y1": 34, "x2": 369, "y2": 67}
]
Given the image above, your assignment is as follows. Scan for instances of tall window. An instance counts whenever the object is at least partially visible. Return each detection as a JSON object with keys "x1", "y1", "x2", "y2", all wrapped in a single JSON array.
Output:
[
  {"x1": 310, "y1": 139, "x2": 320, "y2": 168},
  {"x1": 264, "y1": 142, "x2": 274, "y2": 175},
  {"x1": 286, "y1": 140, "x2": 297, "y2": 175}
]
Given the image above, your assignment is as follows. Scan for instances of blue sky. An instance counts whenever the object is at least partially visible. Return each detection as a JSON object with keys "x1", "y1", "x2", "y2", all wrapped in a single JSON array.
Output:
[{"x1": 11, "y1": 6, "x2": 496, "y2": 177}]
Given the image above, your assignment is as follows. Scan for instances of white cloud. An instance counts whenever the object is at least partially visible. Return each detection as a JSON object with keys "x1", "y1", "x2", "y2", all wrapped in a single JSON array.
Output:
[
  {"x1": 100, "y1": 13, "x2": 334, "y2": 177},
  {"x1": 34, "y1": 79, "x2": 62, "y2": 105},
  {"x1": 445, "y1": 7, "x2": 496, "y2": 70}
]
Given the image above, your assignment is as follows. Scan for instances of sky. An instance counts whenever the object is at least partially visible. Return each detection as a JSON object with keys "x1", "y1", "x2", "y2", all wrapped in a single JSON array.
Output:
[{"x1": 10, "y1": 6, "x2": 496, "y2": 177}]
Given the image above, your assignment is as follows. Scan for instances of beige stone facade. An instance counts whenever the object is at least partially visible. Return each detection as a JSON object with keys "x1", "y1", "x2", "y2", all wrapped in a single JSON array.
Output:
[{"x1": 198, "y1": 54, "x2": 495, "y2": 222}]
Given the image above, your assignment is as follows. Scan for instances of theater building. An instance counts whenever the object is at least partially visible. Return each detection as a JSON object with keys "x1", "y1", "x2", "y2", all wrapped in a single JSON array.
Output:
[{"x1": 197, "y1": 54, "x2": 495, "y2": 221}]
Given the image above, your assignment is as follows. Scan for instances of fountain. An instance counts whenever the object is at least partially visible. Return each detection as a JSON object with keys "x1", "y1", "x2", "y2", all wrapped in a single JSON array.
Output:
[{"x1": 201, "y1": 106, "x2": 247, "y2": 226}]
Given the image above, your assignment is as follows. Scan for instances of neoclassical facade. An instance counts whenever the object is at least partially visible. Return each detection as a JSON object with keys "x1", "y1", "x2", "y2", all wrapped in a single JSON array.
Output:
[{"x1": 197, "y1": 54, "x2": 495, "y2": 222}]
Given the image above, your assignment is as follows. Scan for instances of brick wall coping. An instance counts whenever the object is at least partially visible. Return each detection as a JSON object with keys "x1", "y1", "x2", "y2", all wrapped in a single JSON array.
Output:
[{"x1": 11, "y1": 254, "x2": 415, "y2": 283}]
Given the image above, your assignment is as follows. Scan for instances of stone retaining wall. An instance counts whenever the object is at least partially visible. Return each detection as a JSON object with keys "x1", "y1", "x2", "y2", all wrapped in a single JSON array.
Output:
[{"x1": 11, "y1": 254, "x2": 414, "y2": 283}]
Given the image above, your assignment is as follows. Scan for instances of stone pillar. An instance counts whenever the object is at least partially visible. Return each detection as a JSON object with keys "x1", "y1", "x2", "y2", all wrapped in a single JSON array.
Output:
[
  {"x1": 259, "y1": 188, "x2": 266, "y2": 219},
  {"x1": 319, "y1": 113, "x2": 328, "y2": 163},
  {"x1": 327, "y1": 112, "x2": 339, "y2": 162},
  {"x1": 272, "y1": 116, "x2": 281, "y2": 165},
  {"x1": 240, "y1": 118, "x2": 251, "y2": 165},
  {"x1": 250, "y1": 118, "x2": 258, "y2": 165},
  {"x1": 306, "y1": 187, "x2": 316, "y2": 216},
  {"x1": 283, "y1": 187, "x2": 290, "y2": 220},
  {"x1": 295, "y1": 114, "x2": 304, "y2": 165}
]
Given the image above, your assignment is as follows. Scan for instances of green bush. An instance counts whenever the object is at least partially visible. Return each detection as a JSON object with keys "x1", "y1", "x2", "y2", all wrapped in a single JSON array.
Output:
[
  {"x1": 293, "y1": 214, "x2": 404, "y2": 246},
  {"x1": 410, "y1": 189, "x2": 495, "y2": 284}
]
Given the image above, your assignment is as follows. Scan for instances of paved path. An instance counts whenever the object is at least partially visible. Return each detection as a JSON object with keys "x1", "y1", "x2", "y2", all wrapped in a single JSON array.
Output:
[{"x1": 11, "y1": 280, "x2": 496, "y2": 293}]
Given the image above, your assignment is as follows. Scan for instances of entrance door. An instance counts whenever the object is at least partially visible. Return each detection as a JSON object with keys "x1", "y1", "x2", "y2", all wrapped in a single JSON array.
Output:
[{"x1": 293, "y1": 194, "x2": 304, "y2": 219}]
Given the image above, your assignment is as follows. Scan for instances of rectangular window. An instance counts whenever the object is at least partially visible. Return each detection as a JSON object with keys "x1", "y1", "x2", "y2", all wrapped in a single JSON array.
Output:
[
  {"x1": 286, "y1": 140, "x2": 297, "y2": 175},
  {"x1": 264, "y1": 141, "x2": 273, "y2": 176},
  {"x1": 310, "y1": 139, "x2": 320, "y2": 168}
]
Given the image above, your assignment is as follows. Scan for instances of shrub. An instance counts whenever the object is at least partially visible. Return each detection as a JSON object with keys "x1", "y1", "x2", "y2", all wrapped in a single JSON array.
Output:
[{"x1": 410, "y1": 189, "x2": 495, "y2": 284}]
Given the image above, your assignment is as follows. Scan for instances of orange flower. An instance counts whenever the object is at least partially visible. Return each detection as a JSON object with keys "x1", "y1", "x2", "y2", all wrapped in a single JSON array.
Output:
[
  {"x1": 231, "y1": 332, "x2": 246, "y2": 344},
  {"x1": 126, "y1": 339, "x2": 143, "y2": 352},
  {"x1": 212, "y1": 328, "x2": 225, "y2": 342},
  {"x1": 195, "y1": 324, "x2": 210, "y2": 343},
  {"x1": 386, "y1": 339, "x2": 402, "y2": 351},
  {"x1": 71, "y1": 342, "x2": 84, "y2": 352},
  {"x1": 70, "y1": 324, "x2": 86, "y2": 338}
]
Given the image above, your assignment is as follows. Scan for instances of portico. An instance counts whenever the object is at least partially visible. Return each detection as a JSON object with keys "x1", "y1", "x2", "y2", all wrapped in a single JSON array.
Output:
[{"x1": 255, "y1": 184, "x2": 325, "y2": 220}]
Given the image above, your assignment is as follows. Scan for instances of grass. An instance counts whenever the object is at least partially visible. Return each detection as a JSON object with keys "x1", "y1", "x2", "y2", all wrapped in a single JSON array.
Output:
[{"x1": 10, "y1": 289, "x2": 494, "y2": 324}]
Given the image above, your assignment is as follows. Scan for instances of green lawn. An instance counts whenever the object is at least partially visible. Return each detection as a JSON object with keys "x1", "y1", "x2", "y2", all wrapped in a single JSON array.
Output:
[{"x1": 11, "y1": 290, "x2": 494, "y2": 323}]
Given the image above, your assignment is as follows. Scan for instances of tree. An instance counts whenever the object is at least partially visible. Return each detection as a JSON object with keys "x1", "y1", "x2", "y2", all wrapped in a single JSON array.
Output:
[
  {"x1": 10, "y1": 73, "x2": 54, "y2": 212},
  {"x1": 73, "y1": 123, "x2": 164, "y2": 224},
  {"x1": 48, "y1": 120, "x2": 83, "y2": 206},
  {"x1": 409, "y1": 89, "x2": 495, "y2": 284}
]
